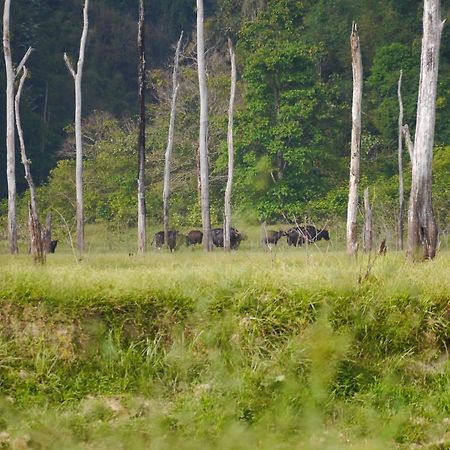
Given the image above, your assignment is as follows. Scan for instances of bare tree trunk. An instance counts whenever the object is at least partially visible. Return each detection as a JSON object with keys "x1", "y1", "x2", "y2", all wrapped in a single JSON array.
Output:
[
  {"x1": 64, "y1": 0, "x2": 89, "y2": 252},
  {"x1": 163, "y1": 31, "x2": 183, "y2": 248},
  {"x1": 346, "y1": 22, "x2": 362, "y2": 257},
  {"x1": 196, "y1": 148, "x2": 202, "y2": 202},
  {"x1": 397, "y1": 70, "x2": 405, "y2": 251},
  {"x1": 224, "y1": 38, "x2": 236, "y2": 252},
  {"x1": 407, "y1": 0, "x2": 444, "y2": 260},
  {"x1": 15, "y1": 66, "x2": 45, "y2": 264},
  {"x1": 137, "y1": 0, "x2": 147, "y2": 254},
  {"x1": 197, "y1": 0, "x2": 212, "y2": 252},
  {"x1": 3, "y1": 0, "x2": 17, "y2": 254},
  {"x1": 3, "y1": 0, "x2": 33, "y2": 255},
  {"x1": 363, "y1": 187, "x2": 373, "y2": 253},
  {"x1": 15, "y1": 67, "x2": 37, "y2": 214},
  {"x1": 28, "y1": 203, "x2": 45, "y2": 264}
]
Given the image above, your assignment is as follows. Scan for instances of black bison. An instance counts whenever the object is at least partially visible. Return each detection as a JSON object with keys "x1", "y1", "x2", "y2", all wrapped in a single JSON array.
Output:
[
  {"x1": 48, "y1": 239, "x2": 58, "y2": 253},
  {"x1": 211, "y1": 227, "x2": 241, "y2": 249},
  {"x1": 262, "y1": 230, "x2": 285, "y2": 245},
  {"x1": 186, "y1": 230, "x2": 203, "y2": 246},
  {"x1": 299, "y1": 225, "x2": 330, "y2": 243},
  {"x1": 152, "y1": 230, "x2": 178, "y2": 252},
  {"x1": 286, "y1": 225, "x2": 329, "y2": 246},
  {"x1": 286, "y1": 228, "x2": 305, "y2": 247}
]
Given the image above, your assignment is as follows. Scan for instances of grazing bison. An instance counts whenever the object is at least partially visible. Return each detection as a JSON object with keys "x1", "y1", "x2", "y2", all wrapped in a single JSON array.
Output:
[
  {"x1": 48, "y1": 239, "x2": 58, "y2": 253},
  {"x1": 286, "y1": 228, "x2": 305, "y2": 247},
  {"x1": 186, "y1": 230, "x2": 203, "y2": 246},
  {"x1": 262, "y1": 230, "x2": 285, "y2": 245},
  {"x1": 211, "y1": 227, "x2": 242, "y2": 249},
  {"x1": 152, "y1": 230, "x2": 178, "y2": 251},
  {"x1": 299, "y1": 225, "x2": 330, "y2": 243},
  {"x1": 286, "y1": 225, "x2": 329, "y2": 246}
]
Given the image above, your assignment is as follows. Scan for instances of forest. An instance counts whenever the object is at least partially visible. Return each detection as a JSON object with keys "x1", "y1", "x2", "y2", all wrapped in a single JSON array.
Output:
[{"x1": 0, "y1": 0, "x2": 449, "y2": 239}]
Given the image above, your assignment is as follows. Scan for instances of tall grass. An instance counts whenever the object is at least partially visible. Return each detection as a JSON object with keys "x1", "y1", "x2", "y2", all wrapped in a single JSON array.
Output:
[{"x1": 0, "y1": 243, "x2": 449, "y2": 449}]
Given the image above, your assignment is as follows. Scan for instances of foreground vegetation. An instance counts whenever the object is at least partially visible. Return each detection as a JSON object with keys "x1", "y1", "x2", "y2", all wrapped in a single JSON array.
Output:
[{"x1": 0, "y1": 242, "x2": 450, "y2": 449}]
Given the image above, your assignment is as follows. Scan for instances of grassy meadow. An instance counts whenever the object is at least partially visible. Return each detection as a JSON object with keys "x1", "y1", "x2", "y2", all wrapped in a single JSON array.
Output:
[{"x1": 0, "y1": 225, "x2": 450, "y2": 449}]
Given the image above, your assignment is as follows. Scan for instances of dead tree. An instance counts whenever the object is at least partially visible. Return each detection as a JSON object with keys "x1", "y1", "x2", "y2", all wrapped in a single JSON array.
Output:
[
  {"x1": 3, "y1": 0, "x2": 16, "y2": 254},
  {"x1": 363, "y1": 187, "x2": 373, "y2": 253},
  {"x1": 15, "y1": 67, "x2": 36, "y2": 216},
  {"x1": 224, "y1": 38, "x2": 237, "y2": 252},
  {"x1": 407, "y1": 0, "x2": 445, "y2": 260},
  {"x1": 27, "y1": 203, "x2": 45, "y2": 263},
  {"x1": 163, "y1": 31, "x2": 183, "y2": 249},
  {"x1": 3, "y1": 0, "x2": 32, "y2": 254},
  {"x1": 397, "y1": 70, "x2": 405, "y2": 251},
  {"x1": 346, "y1": 22, "x2": 362, "y2": 257},
  {"x1": 137, "y1": 0, "x2": 147, "y2": 254},
  {"x1": 64, "y1": 0, "x2": 89, "y2": 252},
  {"x1": 15, "y1": 66, "x2": 45, "y2": 263},
  {"x1": 197, "y1": 0, "x2": 212, "y2": 251}
]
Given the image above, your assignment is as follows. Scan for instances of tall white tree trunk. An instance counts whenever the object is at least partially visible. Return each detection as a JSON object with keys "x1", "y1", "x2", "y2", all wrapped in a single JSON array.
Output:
[
  {"x1": 346, "y1": 22, "x2": 362, "y2": 257},
  {"x1": 197, "y1": 0, "x2": 212, "y2": 252},
  {"x1": 3, "y1": 1, "x2": 33, "y2": 255},
  {"x1": 224, "y1": 38, "x2": 236, "y2": 252},
  {"x1": 163, "y1": 31, "x2": 183, "y2": 248},
  {"x1": 137, "y1": 0, "x2": 147, "y2": 254},
  {"x1": 407, "y1": 0, "x2": 444, "y2": 260},
  {"x1": 64, "y1": 0, "x2": 89, "y2": 252},
  {"x1": 397, "y1": 70, "x2": 405, "y2": 251},
  {"x1": 3, "y1": 0, "x2": 17, "y2": 254}
]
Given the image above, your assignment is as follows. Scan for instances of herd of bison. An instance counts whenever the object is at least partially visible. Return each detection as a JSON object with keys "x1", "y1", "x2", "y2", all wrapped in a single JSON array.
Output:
[
  {"x1": 38, "y1": 225, "x2": 329, "y2": 254},
  {"x1": 151, "y1": 225, "x2": 330, "y2": 252}
]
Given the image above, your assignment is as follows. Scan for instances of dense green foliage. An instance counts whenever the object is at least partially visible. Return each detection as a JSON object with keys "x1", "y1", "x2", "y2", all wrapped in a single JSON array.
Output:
[
  {"x1": 1, "y1": 0, "x2": 449, "y2": 234},
  {"x1": 0, "y1": 250, "x2": 450, "y2": 448},
  {"x1": 234, "y1": 1, "x2": 347, "y2": 219}
]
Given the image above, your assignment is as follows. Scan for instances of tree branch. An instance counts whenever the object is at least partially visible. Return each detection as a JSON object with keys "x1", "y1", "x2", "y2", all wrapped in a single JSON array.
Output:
[
  {"x1": 402, "y1": 124, "x2": 414, "y2": 161},
  {"x1": 76, "y1": 0, "x2": 89, "y2": 75},
  {"x1": 15, "y1": 46, "x2": 33, "y2": 78},
  {"x1": 64, "y1": 52, "x2": 76, "y2": 79}
]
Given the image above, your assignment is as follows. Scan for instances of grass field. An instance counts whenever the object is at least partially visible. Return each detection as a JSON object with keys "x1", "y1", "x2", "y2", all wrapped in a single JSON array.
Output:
[{"x1": 0, "y1": 226, "x2": 450, "y2": 449}]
